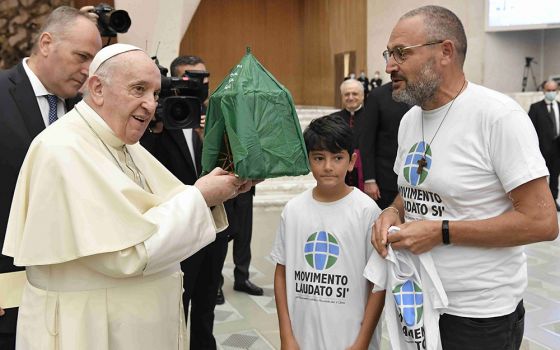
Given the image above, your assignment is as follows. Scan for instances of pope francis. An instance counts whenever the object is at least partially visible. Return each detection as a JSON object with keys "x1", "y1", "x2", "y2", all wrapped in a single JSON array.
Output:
[{"x1": 2, "y1": 44, "x2": 250, "y2": 350}]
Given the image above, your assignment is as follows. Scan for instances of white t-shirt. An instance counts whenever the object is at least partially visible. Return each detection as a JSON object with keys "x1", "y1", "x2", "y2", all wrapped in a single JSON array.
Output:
[
  {"x1": 394, "y1": 82, "x2": 548, "y2": 317},
  {"x1": 270, "y1": 188, "x2": 384, "y2": 350},
  {"x1": 365, "y1": 244, "x2": 448, "y2": 350}
]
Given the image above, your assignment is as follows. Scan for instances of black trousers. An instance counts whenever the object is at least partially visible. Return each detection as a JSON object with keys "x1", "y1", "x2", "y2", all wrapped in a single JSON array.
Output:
[
  {"x1": 217, "y1": 191, "x2": 254, "y2": 286},
  {"x1": 439, "y1": 300, "x2": 525, "y2": 350},
  {"x1": 0, "y1": 307, "x2": 17, "y2": 350},
  {"x1": 231, "y1": 191, "x2": 254, "y2": 282},
  {"x1": 181, "y1": 233, "x2": 229, "y2": 350}
]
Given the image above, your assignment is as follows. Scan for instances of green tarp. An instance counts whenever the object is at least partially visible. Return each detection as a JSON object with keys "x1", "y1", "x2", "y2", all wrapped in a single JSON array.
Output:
[{"x1": 201, "y1": 48, "x2": 309, "y2": 179}]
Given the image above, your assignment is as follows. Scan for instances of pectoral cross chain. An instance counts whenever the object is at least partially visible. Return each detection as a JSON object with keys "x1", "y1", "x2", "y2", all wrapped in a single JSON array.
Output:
[{"x1": 417, "y1": 157, "x2": 427, "y2": 174}]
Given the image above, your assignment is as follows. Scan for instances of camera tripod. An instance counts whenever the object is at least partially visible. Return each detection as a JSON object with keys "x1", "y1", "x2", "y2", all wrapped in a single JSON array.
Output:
[{"x1": 521, "y1": 57, "x2": 538, "y2": 92}]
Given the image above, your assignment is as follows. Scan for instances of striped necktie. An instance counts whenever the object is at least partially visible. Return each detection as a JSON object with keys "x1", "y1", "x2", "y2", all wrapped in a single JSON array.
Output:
[{"x1": 46, "y1": 94, "x2": 58, "y2": 125}]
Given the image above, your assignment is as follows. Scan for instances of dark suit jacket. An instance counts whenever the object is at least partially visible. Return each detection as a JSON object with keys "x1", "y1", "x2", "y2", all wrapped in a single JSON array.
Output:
[
  {"x1": 528, "y1": 99, "x2": 559, "y2": 158},
  {"x1": 140, "y1": 128, "x2": 201, "y2": 185},
  {"x1": 0, "y1": 63, "x2": 78, "y2": 327},
  {"x1": 0, "y1": 63, "x2": 78, "y2": 273},
  {"x1": 0, "y1": 62, "x2": 45, "y2": 332},
  {"x1": 358, "y1": 82, "x2": 411, "y2": 192},
  {"x1": 328, "y1": 108, "x2": 365, "y2": 188},
  {"x1": 0, "y1": 63, "x2": 45, "y2": 274},
  {"x1": 329, "y1": 107, "x2": 364, "y2": 147}
]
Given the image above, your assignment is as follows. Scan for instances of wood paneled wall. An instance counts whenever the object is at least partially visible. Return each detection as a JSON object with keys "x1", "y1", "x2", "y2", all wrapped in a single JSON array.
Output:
[{"x1": 181, "y1": 0, "x2": 366, "y2": 106}]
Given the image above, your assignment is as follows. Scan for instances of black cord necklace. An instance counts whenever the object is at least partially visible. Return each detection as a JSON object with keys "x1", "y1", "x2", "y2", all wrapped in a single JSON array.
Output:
[{"x1": 417, "y1": 79, "x2": 467, "y2": 175}]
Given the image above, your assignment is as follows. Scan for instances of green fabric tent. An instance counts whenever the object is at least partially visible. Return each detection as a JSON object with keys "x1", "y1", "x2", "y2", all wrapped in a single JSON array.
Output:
[{"x1": 201, "y1": 48, "x2": 309, "y2": 179}]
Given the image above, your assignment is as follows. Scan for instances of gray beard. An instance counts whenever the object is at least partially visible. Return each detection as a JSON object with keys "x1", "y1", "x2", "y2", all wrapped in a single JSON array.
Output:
[{"x1": 392, "y1": 59, "x2": 441, "y2": 106}]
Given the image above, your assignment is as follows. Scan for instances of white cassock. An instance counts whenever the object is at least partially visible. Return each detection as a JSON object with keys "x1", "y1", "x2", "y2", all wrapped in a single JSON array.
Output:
[{"x1": 3, "y1": 100, "x2": 227, "y2": 350}]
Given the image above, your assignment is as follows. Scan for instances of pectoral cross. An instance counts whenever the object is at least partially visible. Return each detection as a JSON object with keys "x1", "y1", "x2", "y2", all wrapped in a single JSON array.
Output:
[{"x1": 417, "y1": 157, "x2": 427, "y2": 174}]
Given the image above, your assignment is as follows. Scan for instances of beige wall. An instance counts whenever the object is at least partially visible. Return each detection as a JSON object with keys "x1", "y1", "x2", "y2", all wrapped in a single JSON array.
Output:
[
  {"x1": 116, "y1": 0, "x2": 200, "y2": 69},
  {"x1": 367, "y1": 0, "x2": 484, "y2": 88},
  {"x1": 541, "y1": 28, "x2": 560, "y2": 82},
  {"x1": 367, "y1": 0, "x2": 560, "y2": 93}
]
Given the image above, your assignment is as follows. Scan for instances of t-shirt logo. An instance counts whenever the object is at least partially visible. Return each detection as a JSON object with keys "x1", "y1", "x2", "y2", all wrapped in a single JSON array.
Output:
[
  {"x1": 304, "y1": 231, "x2": 340, "y2": 270},
  {"x1": 393, "y1": 280, "x2": 424, "y2": 326},
  {"x1": 403, "y1": 141, "x2": 431, "y2": 186}
]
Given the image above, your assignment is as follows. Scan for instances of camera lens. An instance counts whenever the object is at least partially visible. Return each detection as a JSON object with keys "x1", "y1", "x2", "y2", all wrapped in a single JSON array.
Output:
[
  {"x1": 168, "y1": 99, "x2": 191, "y2": 121},
  {"x1": 109, "y1": 10, "x2": 131, "y2": 33}
]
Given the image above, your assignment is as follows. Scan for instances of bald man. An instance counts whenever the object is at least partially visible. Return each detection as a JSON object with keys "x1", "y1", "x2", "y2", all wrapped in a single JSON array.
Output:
[{"x1": 3, "y1": 44, "x2": 252, "y2": 350}]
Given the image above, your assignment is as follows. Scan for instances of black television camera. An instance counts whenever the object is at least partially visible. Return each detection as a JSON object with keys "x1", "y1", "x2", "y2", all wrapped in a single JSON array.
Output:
[
  {"x1": 154, "y1": 62, "x2": 209, "y2": 130},
  {"x1": 94, "y1": 3, "x2": 131, "y2": 37}
]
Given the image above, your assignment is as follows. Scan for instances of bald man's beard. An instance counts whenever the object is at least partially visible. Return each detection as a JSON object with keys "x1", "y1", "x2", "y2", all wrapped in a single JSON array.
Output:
[{"x1": 392, "y1": 58, "x2": 441, "y2": 107}]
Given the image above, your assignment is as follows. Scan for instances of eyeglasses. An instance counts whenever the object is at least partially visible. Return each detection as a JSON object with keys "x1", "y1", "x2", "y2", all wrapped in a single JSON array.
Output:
[{"x1": 382, "y1": 41, "x2": 444, "y2": 64}]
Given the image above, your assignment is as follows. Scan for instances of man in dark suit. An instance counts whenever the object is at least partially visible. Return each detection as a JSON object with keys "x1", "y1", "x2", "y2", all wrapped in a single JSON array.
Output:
[
  {"x1": 141, "y1": 55, "x2": 230, "y2": 349},
  {"x1": 529, "y1": 80, "x2": 560, "y2": 210},
  {"x1": 358, "y1": 82, "x2": 411, "y2": 209},
  {"x1": 0, "y1": 6, "x2": 101, "y2": 349}
]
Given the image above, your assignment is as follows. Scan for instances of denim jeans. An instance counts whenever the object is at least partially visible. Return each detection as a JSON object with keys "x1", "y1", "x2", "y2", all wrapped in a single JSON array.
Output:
[{"x1": 439, "y1": 300, "x2": 525, "y2": 350}]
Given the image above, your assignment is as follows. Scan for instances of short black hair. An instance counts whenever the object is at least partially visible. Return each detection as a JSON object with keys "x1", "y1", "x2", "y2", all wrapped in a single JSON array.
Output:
[
  {"x1": 169, "y1": 55, "x2": 205, "y2": 77},
  {"x1": 304, "y1": 114, "x2": 353, "y2": 156}
]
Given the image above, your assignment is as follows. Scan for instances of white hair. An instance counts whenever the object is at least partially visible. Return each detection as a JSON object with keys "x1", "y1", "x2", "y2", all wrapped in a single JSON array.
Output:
[{"x1": 340, "y1": 78, "x2": 364, "y2": 93}]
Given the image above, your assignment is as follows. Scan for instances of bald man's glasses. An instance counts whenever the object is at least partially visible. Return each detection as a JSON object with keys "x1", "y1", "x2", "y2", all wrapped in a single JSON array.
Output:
[{"x1": 383, "y1": 41, "x2": 444, "y2": 64}]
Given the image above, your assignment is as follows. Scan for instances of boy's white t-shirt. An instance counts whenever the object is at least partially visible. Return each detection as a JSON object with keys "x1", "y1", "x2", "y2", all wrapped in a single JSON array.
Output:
[
  {"x1": 270, "y1": 188, "x2": 384, "y2": 350},
  {"x1": 394, "y1": 82, "x2": 548, "y2": 317}
]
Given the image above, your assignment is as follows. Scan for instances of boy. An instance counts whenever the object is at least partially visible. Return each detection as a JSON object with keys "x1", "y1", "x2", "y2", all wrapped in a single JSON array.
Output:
[{"x1": 271, "y1": 115, "x2": 386, "y2": 349}]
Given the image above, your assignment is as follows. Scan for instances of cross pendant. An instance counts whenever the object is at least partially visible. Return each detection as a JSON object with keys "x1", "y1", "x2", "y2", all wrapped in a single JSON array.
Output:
[{"x1": 417, "y1": 157, "x2": 427, "y2": 174}]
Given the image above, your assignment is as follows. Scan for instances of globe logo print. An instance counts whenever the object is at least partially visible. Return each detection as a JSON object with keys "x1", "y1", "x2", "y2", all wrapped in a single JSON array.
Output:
[
  {"x1": 393, "y1": 280, "x2": 424, "y2": 327},
  {"x1": 304, "y1": 231, "x2": 340, "y2": 270},
  {"x1": 403, "y1": 141, "x2": 432, "y2": 186}
]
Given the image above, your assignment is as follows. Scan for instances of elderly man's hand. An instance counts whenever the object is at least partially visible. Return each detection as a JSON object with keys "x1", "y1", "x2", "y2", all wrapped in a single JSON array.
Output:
[
  {"x1": 194, "y1": 168, "x2": 248, "y2": 207},
  {"x1": 0, "y1": 307, "x2": 4, "y2": 316},
  {"x1": 235, "y1": 179, "x2": 264, "y2": 194}
]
